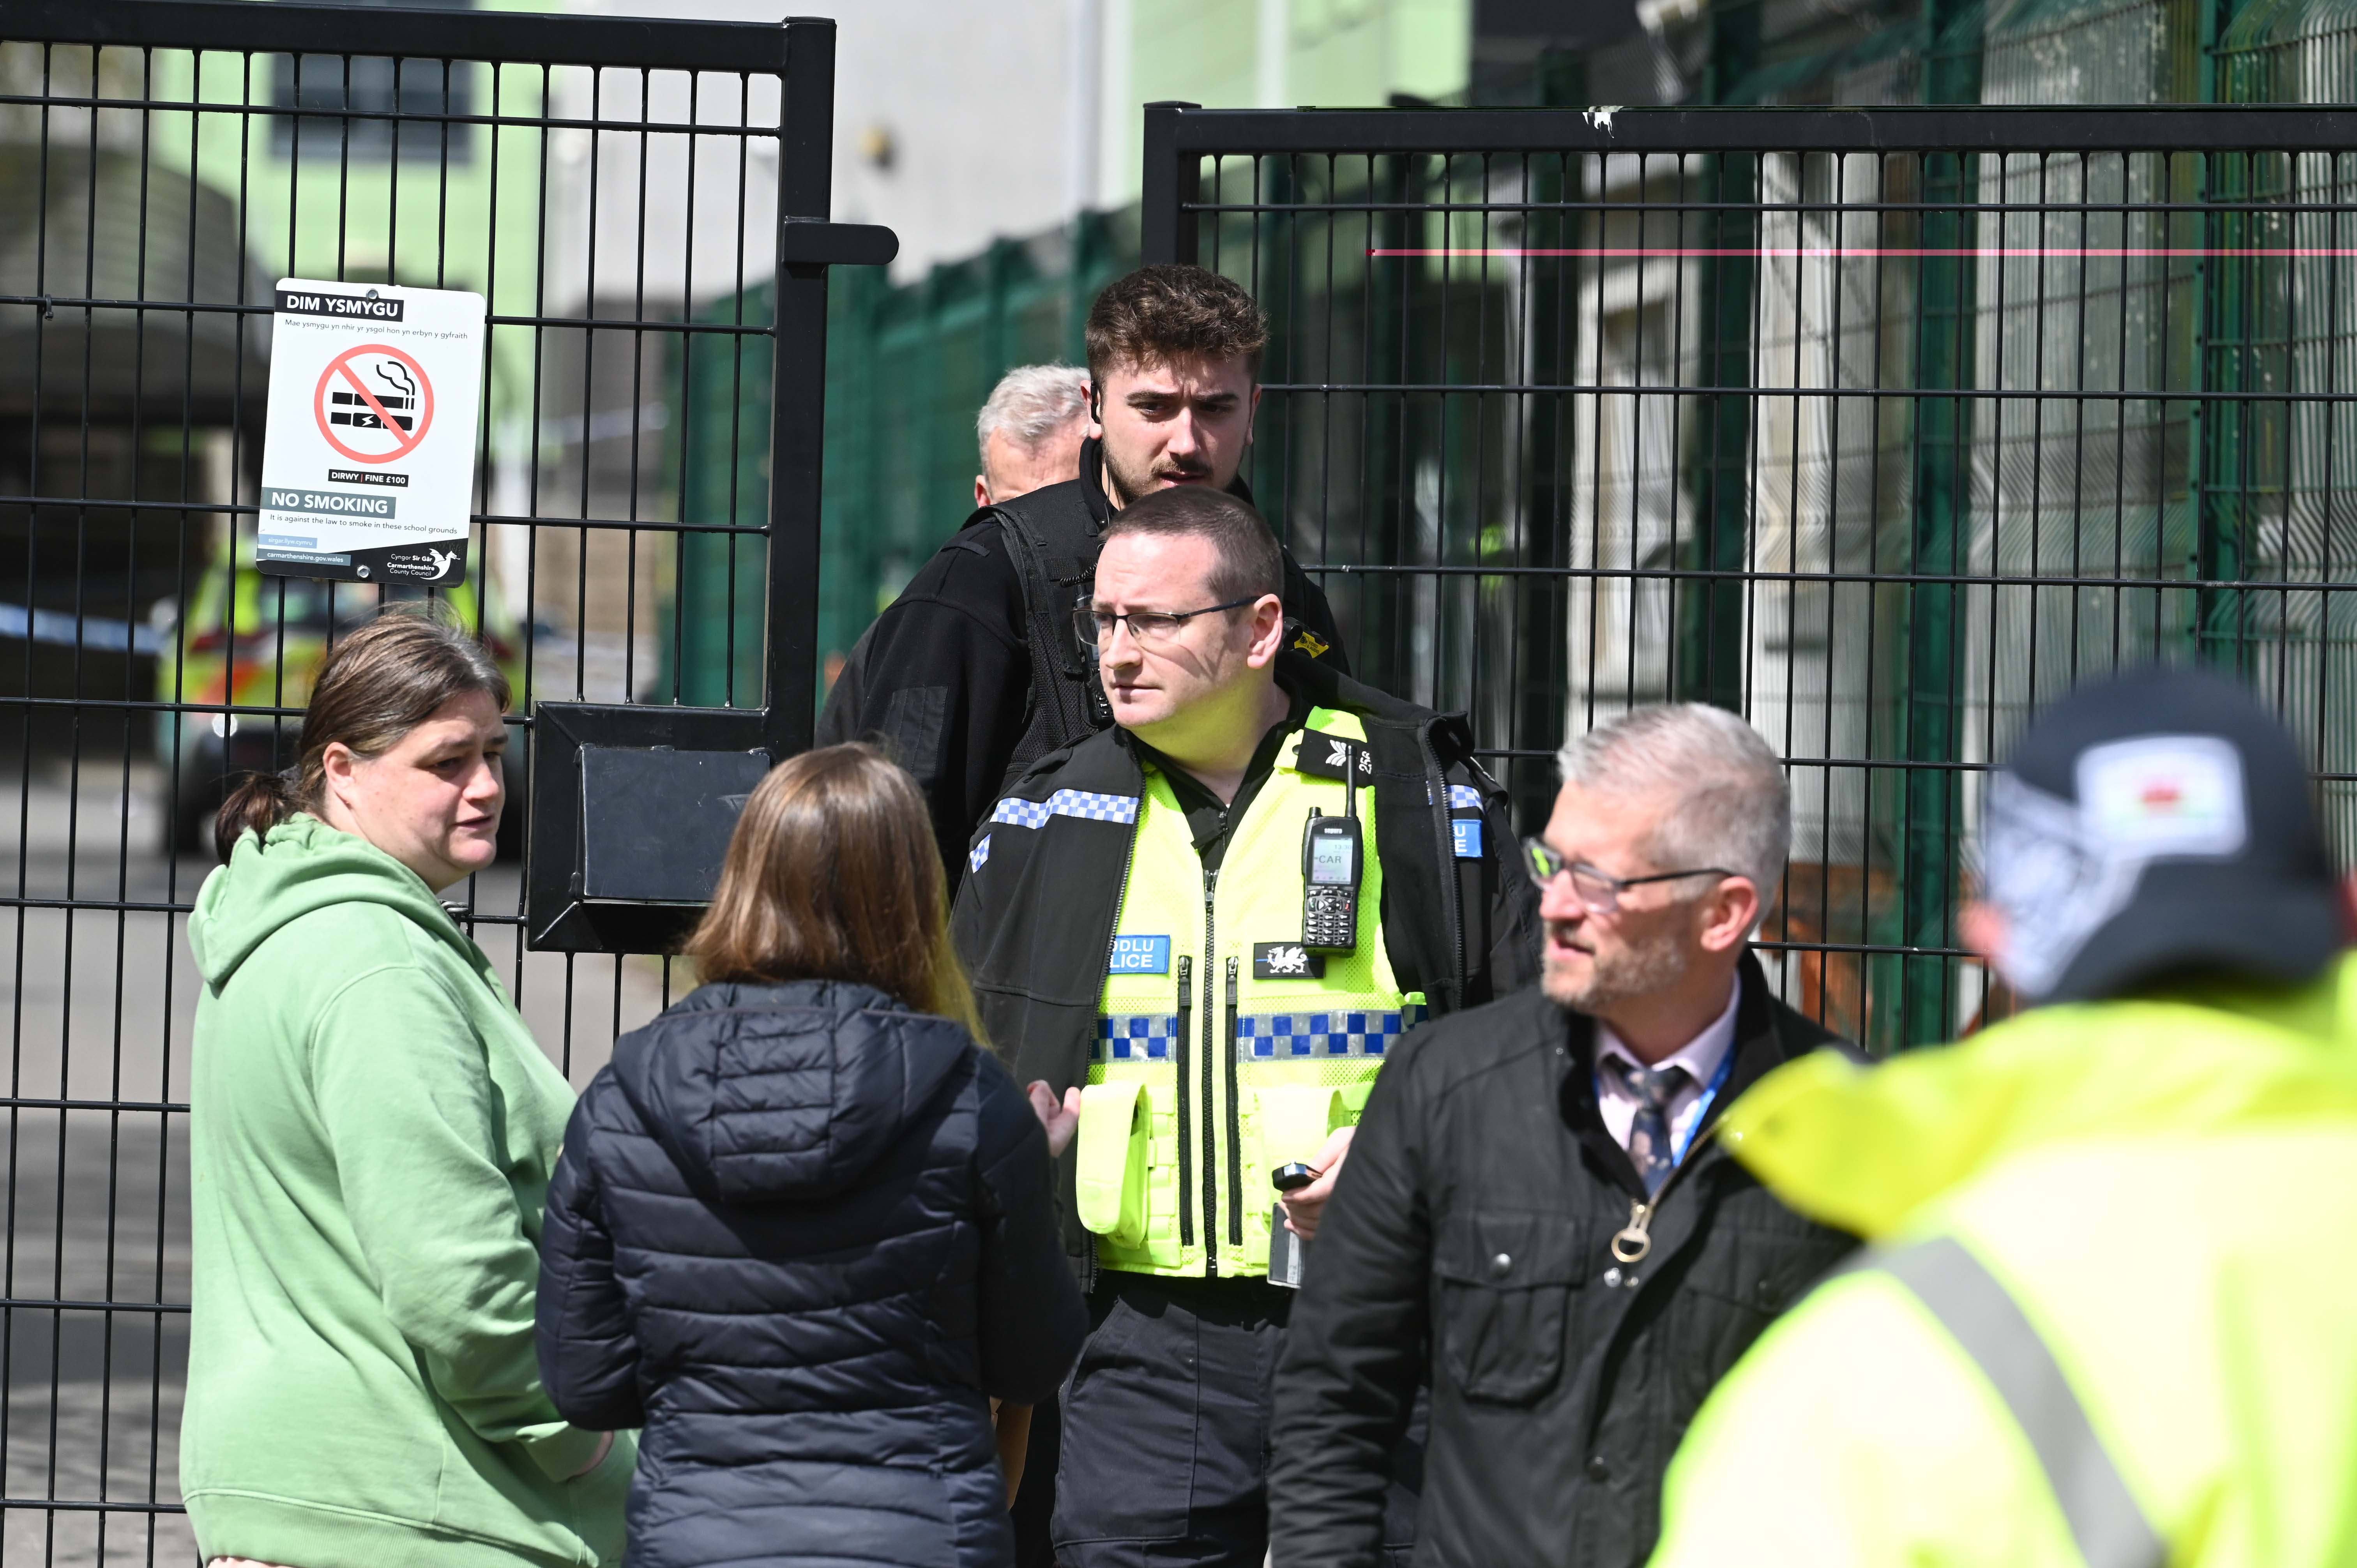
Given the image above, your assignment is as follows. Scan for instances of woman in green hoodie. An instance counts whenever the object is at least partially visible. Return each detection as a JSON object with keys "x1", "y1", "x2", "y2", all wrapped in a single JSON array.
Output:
[{"x1": 184, "y1": 609, "x2": 631, "y2": 1568}]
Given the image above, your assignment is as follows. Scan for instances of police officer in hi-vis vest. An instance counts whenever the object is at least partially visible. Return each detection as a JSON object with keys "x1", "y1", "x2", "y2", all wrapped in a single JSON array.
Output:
[{"x1": 952, "y1": 484, "x2": 1539, "y2": 1568}]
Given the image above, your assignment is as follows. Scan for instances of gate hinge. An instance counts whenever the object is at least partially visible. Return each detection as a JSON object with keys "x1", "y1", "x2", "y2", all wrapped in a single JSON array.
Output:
[{"x1": 777, "y1": 217, "x2": 899, "y2": 268}]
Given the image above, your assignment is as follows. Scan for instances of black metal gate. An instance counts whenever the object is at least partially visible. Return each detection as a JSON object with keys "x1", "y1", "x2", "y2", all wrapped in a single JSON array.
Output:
[
  {"x1": 1140, "y1": 102, "x2": 2357, "y2": 1055},
  {"x1": 0, "y1": 2, "x2": 853, "y2": 1559}
]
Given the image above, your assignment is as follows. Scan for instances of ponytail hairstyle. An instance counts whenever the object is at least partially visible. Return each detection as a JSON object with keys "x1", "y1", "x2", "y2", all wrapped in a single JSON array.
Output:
[
  {"x1": 685, "y1": 743, "x2": 986, "y2": 1044},
  {"x1": 213, "y1": 604, "x2": 511, "y2": 863}
]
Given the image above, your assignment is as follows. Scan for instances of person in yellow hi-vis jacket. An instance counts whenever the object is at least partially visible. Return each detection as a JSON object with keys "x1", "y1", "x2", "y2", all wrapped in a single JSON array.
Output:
[
  {"x1": 951, "y1": 483, "x2": 1537, "y2": 1568},
  {"x1": 1648, "y1": 664, "x2": 2357, "y2": 1568}
]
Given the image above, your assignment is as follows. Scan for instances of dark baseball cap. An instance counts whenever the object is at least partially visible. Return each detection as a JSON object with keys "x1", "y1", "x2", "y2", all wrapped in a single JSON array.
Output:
[{"x1": 1977, "y1": 664, "x2": 2343, "y2": 1004}]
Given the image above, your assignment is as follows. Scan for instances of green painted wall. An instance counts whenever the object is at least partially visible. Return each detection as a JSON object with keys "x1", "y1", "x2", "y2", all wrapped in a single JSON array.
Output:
[{"x1": 1105, "y1": 0, "x2": 1473, "y2": 205}]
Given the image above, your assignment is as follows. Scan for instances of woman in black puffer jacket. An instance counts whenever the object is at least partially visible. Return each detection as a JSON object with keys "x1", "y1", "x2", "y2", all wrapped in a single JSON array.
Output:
[{"x1": 536, "y1": 744, "x2": 1087, "y2": 1568}]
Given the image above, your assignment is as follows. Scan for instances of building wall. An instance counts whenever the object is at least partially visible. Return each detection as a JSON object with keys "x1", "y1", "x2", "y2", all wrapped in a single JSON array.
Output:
[
  {"x1": 1102, "y1": 0, "x2": 1474, "y2": 206},
  {"x1": 565, "y1": 0, "x2": 1086, "y2": 284},
  {"x1": 569, "y1": 0, "x2": 1476, "y2": 276}
]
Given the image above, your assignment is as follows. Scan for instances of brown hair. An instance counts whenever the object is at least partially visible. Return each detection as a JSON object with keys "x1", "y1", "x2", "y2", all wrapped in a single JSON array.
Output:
[
  {"x1": 685, "y1": 744, "x2": 984, "y2": 1041},
  {"x1": 1101, "y1": 484, "x2": 1283, "y2": 603},
  {"x1": 213, "y1": 605, "x2": 510, "y2": 862},
  {"x1": 1085, "y1": 264, "x2": 1269, "y2": 386}
]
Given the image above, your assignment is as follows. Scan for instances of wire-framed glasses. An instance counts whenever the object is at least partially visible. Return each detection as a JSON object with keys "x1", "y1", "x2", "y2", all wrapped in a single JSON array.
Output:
[
  {"x1": 1074, "y1": 597, "x2": 1256, "y2": 647},
  {"x1": 1520, "y1": 837, "x2": 1739, "y2": 914}
]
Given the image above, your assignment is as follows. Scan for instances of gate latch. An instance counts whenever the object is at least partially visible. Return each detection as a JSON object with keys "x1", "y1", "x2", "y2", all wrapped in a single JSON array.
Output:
[{"x1": 777, "y1": 217, "x2": 898, "y2": 268}]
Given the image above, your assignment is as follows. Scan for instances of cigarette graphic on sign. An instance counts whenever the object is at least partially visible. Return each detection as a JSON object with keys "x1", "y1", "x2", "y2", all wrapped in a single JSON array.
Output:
[
  {"x1": 330, "y1": 360, "x2": 419, "y2": 431},
  {"x1": 313, "y1": 344, "x2": 436, "y2": 465}
]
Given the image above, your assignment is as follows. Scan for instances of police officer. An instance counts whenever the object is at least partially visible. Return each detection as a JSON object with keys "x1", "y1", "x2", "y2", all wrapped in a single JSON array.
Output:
[
  {"x1": 952, "y1": 485, "x2": 1537, "y2": 1568},
  {"x1": 1647, "y1": 664, "x2": 2357, "y2": 1568},
  {"x1": 818, "y1": 265, "x2": 1348, "y2": 891}
]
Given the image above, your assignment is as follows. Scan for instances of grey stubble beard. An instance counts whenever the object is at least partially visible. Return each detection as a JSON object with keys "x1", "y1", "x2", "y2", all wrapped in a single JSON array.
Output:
[{"x1": 1543, "y1": 922, "x2": 1694, "y2": 1019}]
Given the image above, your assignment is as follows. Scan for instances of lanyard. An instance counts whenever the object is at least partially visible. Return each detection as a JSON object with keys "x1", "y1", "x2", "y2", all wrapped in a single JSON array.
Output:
[{"x1": 1671, "y1": 1044, "x2": 1739, "y2": 1166}]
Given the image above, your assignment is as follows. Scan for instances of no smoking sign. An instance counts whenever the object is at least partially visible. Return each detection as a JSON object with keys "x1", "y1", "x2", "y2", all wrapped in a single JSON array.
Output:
[
  {"x1": 258, "y1": 279, "x2": 485, "y2": 584},
  {"x1": 316, "y1": 344, "x2": 435, "y2": 463}
]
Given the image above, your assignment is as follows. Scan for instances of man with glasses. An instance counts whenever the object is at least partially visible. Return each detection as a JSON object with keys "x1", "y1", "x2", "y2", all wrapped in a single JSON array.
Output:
[
  {"x1": 1268, "y1": 702, "x2": 1862, "y2": 1568},
  {"x1": 952, "y1": 484, "x2": 1536, "y2": 1568}
]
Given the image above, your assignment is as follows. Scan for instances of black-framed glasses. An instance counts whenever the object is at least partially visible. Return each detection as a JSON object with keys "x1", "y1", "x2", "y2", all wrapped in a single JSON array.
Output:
[
  {"x1": 1521, "y1": 837, "x2": 1739, "y2": 915},
  {"x1": 1075, "y1": 597, "x2": 1256, "y2": 648}
]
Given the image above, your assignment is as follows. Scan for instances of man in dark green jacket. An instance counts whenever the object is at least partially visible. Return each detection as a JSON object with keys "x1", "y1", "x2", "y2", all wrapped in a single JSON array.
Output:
[{"x1": 953, "y1": 484, "x2": 1536, "y2": 1568}]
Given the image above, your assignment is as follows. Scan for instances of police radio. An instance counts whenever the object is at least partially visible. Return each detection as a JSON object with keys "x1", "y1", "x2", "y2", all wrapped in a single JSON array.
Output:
[
  {"x1": 1301, "y1": 756, "x2": 1362, "y2": 952},
  {"x1": 1269, "y1": 1164, "x2": 1318, "y2": 1287}
]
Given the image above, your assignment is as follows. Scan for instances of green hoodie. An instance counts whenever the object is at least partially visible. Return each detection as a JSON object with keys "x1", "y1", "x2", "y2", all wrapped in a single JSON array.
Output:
[{"x1": 184, "y1": 814, "x2": 632, "y2": 1568}]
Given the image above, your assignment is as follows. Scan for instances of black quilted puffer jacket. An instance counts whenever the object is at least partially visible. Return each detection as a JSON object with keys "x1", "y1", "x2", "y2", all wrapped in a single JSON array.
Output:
[{"x1": 536, "y1": 978, "x2": 1087, "y2": 1568}]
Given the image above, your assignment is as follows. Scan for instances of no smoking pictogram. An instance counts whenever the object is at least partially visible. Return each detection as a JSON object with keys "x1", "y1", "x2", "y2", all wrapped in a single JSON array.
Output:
[
  {"x1": 313, "y1": 344, "x2": 436, "y2": 464},
  {"x1": 260, "y1": 279, "x2": 484, "y2": 582}
]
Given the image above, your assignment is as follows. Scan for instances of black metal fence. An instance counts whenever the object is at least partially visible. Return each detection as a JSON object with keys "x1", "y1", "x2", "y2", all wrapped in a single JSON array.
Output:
[
  {"x1": 1141, "y1": 103, "x2": 2357, "y2": 1055},
  {"x1": 0, "y1": 2, "x2": 838, "y2": 1559},
  {"x1": 6, "y1": 20, "x2": 2357, "y2": 1557}
]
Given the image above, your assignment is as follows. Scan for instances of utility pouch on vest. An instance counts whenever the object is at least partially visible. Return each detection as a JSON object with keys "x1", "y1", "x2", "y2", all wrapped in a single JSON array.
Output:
[
  {"x1": 1254, "y1": 1084, "x2": 1350, "y2": 1172},
  {"x1": 1074, "y1": 1081, "x2": 1150, "y2": 1247},
  {"x1": 1258, "y1": 1087, "x2": 1346, "y2": 1289}
]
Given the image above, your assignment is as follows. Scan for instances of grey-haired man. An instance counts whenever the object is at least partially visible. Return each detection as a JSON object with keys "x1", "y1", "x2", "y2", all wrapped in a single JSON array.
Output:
[
  {"x1": 974, "y1": 364, "x2": 1090, "y2": 506},
  {"x1": 1269, "y1": 703, "x2": 1864, "y2": 1568}
]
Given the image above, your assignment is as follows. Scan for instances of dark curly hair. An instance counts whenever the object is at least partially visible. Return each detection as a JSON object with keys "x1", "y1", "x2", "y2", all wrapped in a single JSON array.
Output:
[{"x1": 1085, "y1": 264, "x2": 1269, "y2": 385}]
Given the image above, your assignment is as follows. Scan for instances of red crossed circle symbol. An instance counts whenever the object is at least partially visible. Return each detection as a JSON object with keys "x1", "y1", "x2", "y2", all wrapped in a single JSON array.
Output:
[{"x1": 314, "y1": 344, "x2": 435, "y2": 464}]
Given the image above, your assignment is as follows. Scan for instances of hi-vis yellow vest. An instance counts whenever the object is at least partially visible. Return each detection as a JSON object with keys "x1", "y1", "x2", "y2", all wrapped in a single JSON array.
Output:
[
  {"x1": 1648, "y1": 960, "x2": 2357, "y2": 1568},
  {"x1": 1072, "y1": 709, "x2": 1425, "y2": 1279}
]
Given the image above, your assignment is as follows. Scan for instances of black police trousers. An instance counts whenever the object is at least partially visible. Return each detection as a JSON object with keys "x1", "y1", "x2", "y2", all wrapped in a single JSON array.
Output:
[{"x1": 1052, "y1": 1271, "x2": 1419, "y2": 1568}]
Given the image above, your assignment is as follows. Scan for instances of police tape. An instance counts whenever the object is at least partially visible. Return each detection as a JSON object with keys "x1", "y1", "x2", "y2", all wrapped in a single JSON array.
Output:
[{"x1": 0, "y1": 602, "x2": 163, "y2": 656}]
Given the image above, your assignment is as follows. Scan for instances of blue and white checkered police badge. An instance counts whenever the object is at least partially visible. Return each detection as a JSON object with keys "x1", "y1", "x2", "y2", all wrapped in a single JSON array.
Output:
[{"x1": 1108, "y1": 936, "x2": 1171, "y2": 974}]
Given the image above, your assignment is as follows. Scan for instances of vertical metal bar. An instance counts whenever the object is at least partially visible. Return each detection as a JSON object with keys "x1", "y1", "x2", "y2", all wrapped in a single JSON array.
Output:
[
  {"x1": 1140, "y1": 101, "x2": 1202, "y2": 267},
  {"x1": 764, "y1": 18, "x2": 836, "y2": 747},
  {"x1": 622, "y1": 65, "x2": 653, "y2": 703},
  {"x1": 1896, "y1": 53, "x2": 1980, "y2": 1052},
  {"x1": 667, "y1": 69, "x2": 703, "y2": 709},
  {"x1": 2178, "y1": 0, "x2": 2234, "y2": 683},
  {"x1": 516, "y1": 57, "x2": 554, "y2": 1001},
  {"x1": 575, "y1": 65, "x2": 603, "y2": 698},
  {"x1": 1681, "y1": 141, "x2": 1756, "y2": 713},
  {"x1": 2196, "y1": 140, "x2": 2253, "y2": 671}
]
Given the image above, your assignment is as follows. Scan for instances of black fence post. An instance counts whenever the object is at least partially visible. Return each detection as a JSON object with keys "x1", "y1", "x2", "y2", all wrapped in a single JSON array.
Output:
[
  {"x1": 1141, "y1": 102, "x2": 1203, "y2": 266},
  {"x1": 767, "y1": 19, "x2": 839, "y2": 745}
]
